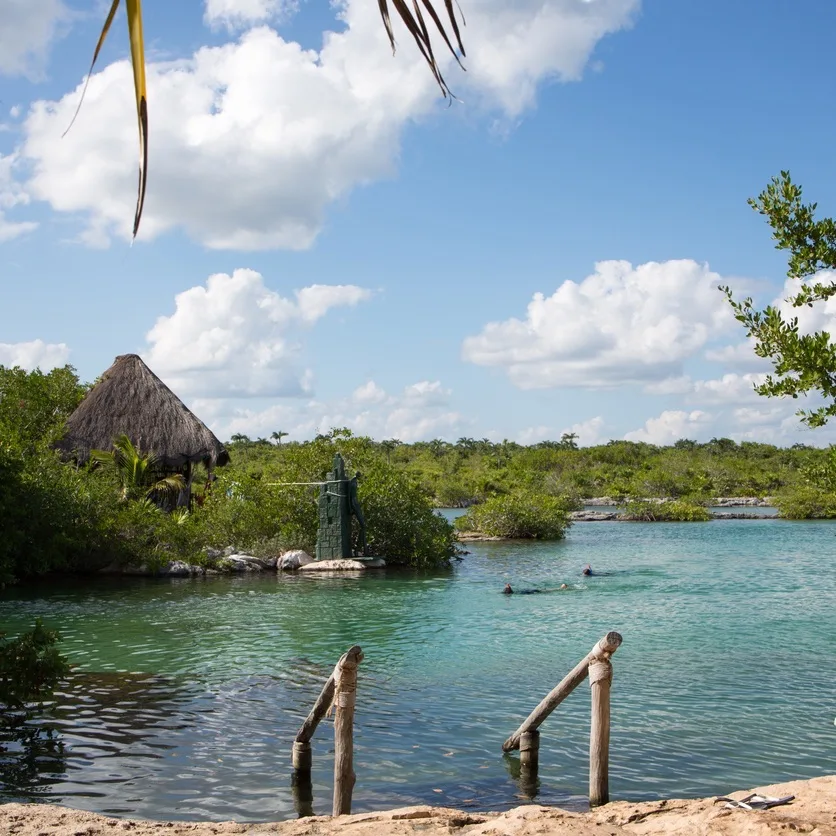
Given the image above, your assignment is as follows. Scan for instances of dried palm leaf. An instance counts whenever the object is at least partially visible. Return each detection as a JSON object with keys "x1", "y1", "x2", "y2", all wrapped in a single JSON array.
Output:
[
  {"x1": 65, "y1": 0, "x2": 147, "y2": 242},
  {"x1": 379, "y1": 0, "x2": 466, "y2": 97},
  {"x1": 70, "y1": 1, "x2": 464, "y2": 240}
]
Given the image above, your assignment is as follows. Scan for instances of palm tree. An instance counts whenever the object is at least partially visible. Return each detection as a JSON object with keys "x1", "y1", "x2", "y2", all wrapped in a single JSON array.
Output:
[
  {"x1": 560, "y1": 432, "x2": 579, "y2": 450},
  {"x1": 73, "y1": 1, "x2": 467, "y2": 240},
  {"x1": 271, "y1": 430, "x2": 289, "y2": 446},
  {"x1": 230, "y1": 433, "x2": 250, "y2": 444},
  {"x1": 381, "y1": 438, "x2": 402, "y2": 464},
  {"x1": 91, "y1": 433, "x2": 184, "y2": 503}
]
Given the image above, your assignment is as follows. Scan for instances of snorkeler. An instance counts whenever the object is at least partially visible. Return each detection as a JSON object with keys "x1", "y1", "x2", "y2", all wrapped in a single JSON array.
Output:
[
  {"x1": 582, "y1": 564, "x2": 593, "y2": 576},
  {"x1": 502, "y1": 583, "x2": 543, "y2": 595}
]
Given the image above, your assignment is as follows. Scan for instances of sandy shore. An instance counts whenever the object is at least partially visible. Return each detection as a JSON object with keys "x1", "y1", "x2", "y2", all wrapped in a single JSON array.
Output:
[{"x1": 2, "y1": 776, "x2": 834, "y2": 836}]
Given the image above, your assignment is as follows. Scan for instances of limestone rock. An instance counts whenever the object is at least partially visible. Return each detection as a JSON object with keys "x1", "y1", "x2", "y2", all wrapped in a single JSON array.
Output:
[
  {"x1": 279, "y1": 550, "x2": 315, "y2": 571},
  {"x1": 299, "y1": 558, "x2": 386, "y2": 571}
]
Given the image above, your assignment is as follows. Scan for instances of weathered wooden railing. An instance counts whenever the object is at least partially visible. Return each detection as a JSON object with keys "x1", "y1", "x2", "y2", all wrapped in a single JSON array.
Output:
[
  {"x1": 291, "y1": 645, "x2": 363, "y2": 816},
  {"x1": 502, "y1": 631, "x2": 622, "y2": 807}
]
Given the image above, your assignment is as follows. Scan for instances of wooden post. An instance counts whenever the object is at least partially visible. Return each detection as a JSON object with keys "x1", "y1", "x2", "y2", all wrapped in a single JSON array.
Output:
[
  {"x1": 291, "y1": 644, "x2": 362, "y2": 775},
  {"x1": 518, "y1": 730, "x2": 540, "y2": 800},
  {"x1": 503, "y1": 631, "x2": 622, "y2": 752},
  {"x1": 333, "y1": 645, "x2": 363, "y2": 816},
  {"x1": 589, "y1": 656, "x2": 612, "y2": 807},
  {"x1": 291, "y1": 769, "x2": 314, "y2": 818}
]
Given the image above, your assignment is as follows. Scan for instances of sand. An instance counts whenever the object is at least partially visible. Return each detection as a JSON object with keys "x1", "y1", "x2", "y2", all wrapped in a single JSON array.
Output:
[{"x1": 2, "y1": 776, "x2": 835, "y2": 836}]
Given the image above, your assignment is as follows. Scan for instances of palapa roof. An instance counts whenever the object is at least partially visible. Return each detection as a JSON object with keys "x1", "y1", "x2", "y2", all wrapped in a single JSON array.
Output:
[{"x1": 56, "y1": 354, "x2": 230, "y2": 469}]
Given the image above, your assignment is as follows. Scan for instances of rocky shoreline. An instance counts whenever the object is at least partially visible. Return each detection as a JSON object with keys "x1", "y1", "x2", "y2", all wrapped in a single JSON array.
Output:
[
  {"x1": 98, "y1": 548, "x2": 389, "y2": 578},
  {"x1": 1, "y1": 775, "x2": 833, "y2": 836}
]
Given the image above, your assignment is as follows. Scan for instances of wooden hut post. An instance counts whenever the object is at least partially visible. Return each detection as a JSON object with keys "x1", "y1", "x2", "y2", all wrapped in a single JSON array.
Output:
[
  {"x1": 333, "y1": 646, "x2": 363, "y2": 816},
  {"x1": 589, "y1": 655, "x2": 613, "y2": 807}
]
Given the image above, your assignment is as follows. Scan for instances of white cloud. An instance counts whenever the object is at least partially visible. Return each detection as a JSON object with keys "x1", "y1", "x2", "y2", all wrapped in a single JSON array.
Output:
[
  {"x1": 704, "y1": 340, "x2": 770, "y2": 372},
  {"x1": 0, "y1": 152, "x2": 38, "y2": 241},
  {"x1": 463, "y1": 259, "x2": 737, "y2": 389},
  {"x1": 0, "y1": 0, "x2": 69, "y2": 78},
  {"x1": 195, "y1": 377, "x2": 464, "y2": 442},
  {"x1": 516, "y1": 416, "x2": 605, "y2": 446},
  {"x1": 0, "y1": 339, "x2": 69, "y2": 370},
  {"x1": 204, "y1": 0, "x2": 298, "y2": 31},
  {"x1": 20, "y1": 0, "x2": 636, "y2": 249},
  {"x1": 624, "y1": 409, "x2": 713, "y2": 445},
  {"x1": 143, "y1": 268, "x2": 371, "y2": 398}
]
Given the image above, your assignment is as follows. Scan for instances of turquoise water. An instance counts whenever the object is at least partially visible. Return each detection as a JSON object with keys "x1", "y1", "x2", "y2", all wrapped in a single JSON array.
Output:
[{"x1": 1, "y1": 517, "x2": 835, "y2": 821}]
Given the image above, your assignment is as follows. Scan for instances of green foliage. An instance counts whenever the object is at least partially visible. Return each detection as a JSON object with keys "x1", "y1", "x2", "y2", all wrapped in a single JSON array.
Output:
[
  {"x1": 91, "y1": 434, "x2": 185, "y2": 503},
  {"x1": 722, "y1": 171, "x2": 836, "y2": 427},
  {"x1": 774, "y1": 485, "x2": 836, "y2": 519},
  {"x1": 358, "y1": 461, "x2": 458, "y2": 567},
  {"x1": 0, "y1": 620, "x2": 70, "y2": 711},
  {"x1": 0, "y1": 365, "x2": 86, "y2": 452},
  {"x1": 620, "y1": 499, "x2": 711, "y2": 522},
  {"x1": 455, "y1": 490, "x2": 573, "y2": 539},
  {"x1": 774, "y1": 445, "x2": 836, "y2": 518}
]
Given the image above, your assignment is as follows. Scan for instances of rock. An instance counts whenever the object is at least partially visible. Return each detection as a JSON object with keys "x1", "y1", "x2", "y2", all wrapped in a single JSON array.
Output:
[
  {"x1": 222, "y1": 554, "x2": 266, "y2": 572},
  {"x1": 263, "y1": 555, "x2": 280, "y2": 569},
  {"x1": 570, "y1": 511, "x2": 619, "y2": 522},
  {"x1": 203, "y1": 547, "x2": 224, "y2": 560},
  {"x1": 222, "y1": 545, "x2": 237, "y2": 557},
  {"x1": 278, "y1": 550, "x2": 315, "y2": 571},
  {"x1": 165, "y1": 561, "x2": 193, "y2": 577},
  {"x1": 299, "y1": 558, "x2": 386, "y2": 571}
]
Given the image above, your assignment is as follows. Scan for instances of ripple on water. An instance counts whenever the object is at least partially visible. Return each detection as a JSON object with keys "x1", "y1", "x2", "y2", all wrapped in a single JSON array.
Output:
[{"x1": 1, "y1": 519, "x2": 835, "y2": 820}]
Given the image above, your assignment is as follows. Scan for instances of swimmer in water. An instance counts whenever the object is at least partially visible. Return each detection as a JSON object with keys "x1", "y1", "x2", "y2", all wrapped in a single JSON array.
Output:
[
  {"x1": 582, "y1": 564, "x2": 593, "y2": 576},
  {"x1": 560, "y1": 583, "x2": 569, "y2": 590},
  {"x1": 502, "y1": 583, "x2": 542, "y2": 595}
]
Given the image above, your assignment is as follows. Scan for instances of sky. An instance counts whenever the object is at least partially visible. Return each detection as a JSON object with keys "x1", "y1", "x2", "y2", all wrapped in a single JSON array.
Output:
[{"x1": 3, "y1": 0, "x2": 836, "y2": 447}]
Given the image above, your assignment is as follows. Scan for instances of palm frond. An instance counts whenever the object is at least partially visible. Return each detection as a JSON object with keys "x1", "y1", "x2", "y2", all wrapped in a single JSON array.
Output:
[
  {"x1": 380, "y1": 0, "x2": 466, "y2": 98},
  {"x1": 77, "y1": 0, "x2": 466, "y2": 239},
  {"x1": 125, "y1": 0, "x2": 148, "y2": 241}
]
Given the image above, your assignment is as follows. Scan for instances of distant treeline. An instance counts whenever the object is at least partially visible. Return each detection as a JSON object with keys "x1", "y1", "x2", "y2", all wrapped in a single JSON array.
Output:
[{"x1": 226, "y1": 433, "x2": 836, "y2": 511}]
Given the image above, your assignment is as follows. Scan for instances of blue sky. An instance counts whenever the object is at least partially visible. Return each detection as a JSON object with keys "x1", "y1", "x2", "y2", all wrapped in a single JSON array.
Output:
[{"x1": 3, "y1": 0, "x2": 836, "y2": 446}]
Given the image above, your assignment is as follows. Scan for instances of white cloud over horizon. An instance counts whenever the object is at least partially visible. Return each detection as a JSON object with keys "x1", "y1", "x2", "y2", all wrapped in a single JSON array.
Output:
[
  {"x1": 16, "y1": 0, "x2": 638, "y2": 249},
  {"x1": 192, "y1": 377, "x2": 465, "y2": 442},
  {"x1": 463, "y1": 259, "x2": 739, "y2": 388},
  {"x1": 143, "y1": 268, "x2": 371, "y2": 398},
  {"x1": 0, "y1": 338, "x2": 70, "y2": 370}
]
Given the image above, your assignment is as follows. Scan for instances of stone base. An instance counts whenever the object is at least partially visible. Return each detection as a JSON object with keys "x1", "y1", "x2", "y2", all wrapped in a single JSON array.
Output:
[{"x1": 299, "y1": 558, "x2": 387, "y2": 571}]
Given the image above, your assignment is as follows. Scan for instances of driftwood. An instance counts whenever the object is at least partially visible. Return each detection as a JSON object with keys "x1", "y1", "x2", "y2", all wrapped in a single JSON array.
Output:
[
  {"x1": 502, "y1": 631, "x2": 622, "y2": 752},
  {"x1": 332, "y1": 646, "x2": 363, "y2": 816}
]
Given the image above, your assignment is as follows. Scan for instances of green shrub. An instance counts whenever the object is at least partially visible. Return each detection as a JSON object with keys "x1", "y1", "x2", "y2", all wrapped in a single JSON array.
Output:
[
  {"x1": 455, "y1": 491, "x2": 572, "y2": 539},
  {"x1": 359, "y1": 462, "x2": 458, "y2": 567},
  {"x1": 774, "y1": 485, "x2": 836, "y2": 519},
  {"x1": 619, "y1": 499, "x2": 710, "y2": 521}
]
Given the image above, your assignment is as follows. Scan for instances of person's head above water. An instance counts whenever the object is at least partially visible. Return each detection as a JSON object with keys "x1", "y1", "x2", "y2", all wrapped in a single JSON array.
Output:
[
  {"x1": 503, "y1": 583, "x2": 513, "y2": 594},
  {"x1": 560, "y1": 583, "x2": 568, "y2": 590},
  {"x1": 582, "y1": 564, "x2": 592, "y2": 576}
]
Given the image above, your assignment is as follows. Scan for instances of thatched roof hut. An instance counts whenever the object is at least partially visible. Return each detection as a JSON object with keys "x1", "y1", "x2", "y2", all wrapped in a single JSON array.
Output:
[{"x1": 56, "y1": 354, "x2": 230, "y2": 470}]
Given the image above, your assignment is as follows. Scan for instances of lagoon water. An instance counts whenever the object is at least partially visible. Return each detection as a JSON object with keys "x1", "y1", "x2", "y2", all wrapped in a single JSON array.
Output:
[{"x1": 1, "y1": 516, "x2": 835, "y2": 821}]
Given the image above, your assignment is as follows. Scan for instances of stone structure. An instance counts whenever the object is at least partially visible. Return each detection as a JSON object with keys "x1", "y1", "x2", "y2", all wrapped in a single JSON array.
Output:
[{"x1": 315, "y1": 454, "x2": 367, "y2": 561}]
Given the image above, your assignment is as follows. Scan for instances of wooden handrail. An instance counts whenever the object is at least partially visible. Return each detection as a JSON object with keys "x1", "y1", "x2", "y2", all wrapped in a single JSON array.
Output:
[
  {"x1": 502, "y1": 631, "x2": 622, "y2": 807},
  {"x1": 290, "y1": 645, "x2": 364, "y2": 816}
]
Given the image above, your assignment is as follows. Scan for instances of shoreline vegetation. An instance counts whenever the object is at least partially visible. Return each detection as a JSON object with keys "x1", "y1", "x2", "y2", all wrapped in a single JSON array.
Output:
[
  {"x1": 1, "y1": 775, "x2": 834, "y2": 835},
  {"x1": 4, "y1": 363, "x2": 836, "y2": 587}
]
